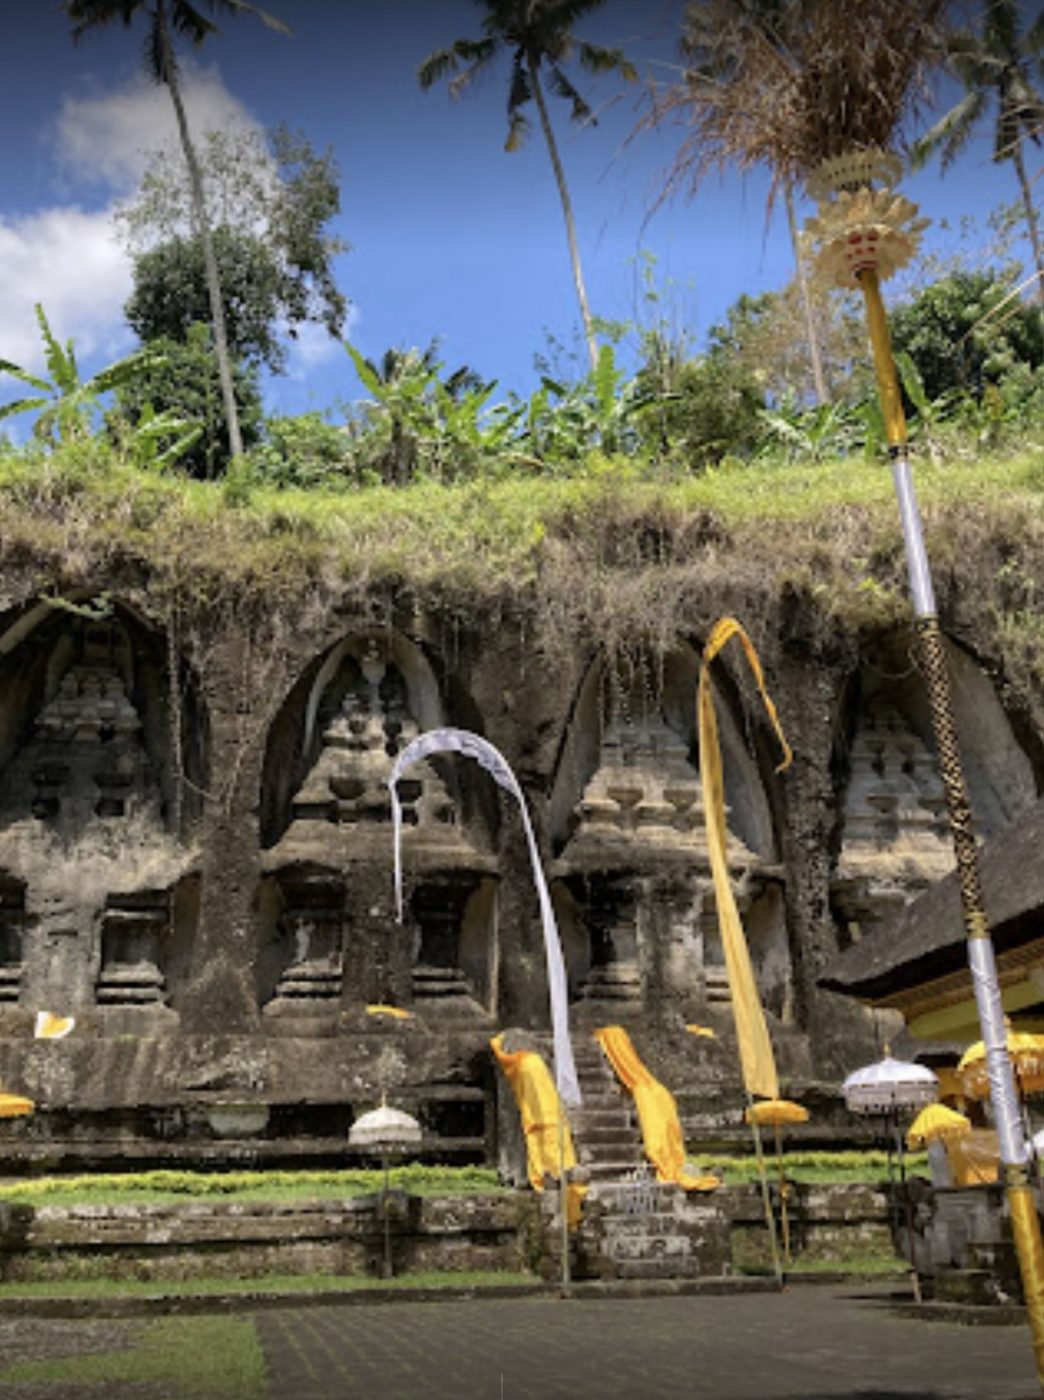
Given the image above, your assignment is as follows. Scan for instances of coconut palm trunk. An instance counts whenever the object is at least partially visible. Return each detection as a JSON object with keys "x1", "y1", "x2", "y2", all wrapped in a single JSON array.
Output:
[
  {"x1": 527, "y1": 51, "x2": 598, "y2": 374},
  {"x1": 157, "y1": 1, "x2": 242, "y2": 459},
  {"x1": 1011, "y1": 139, "x2": 1044, "y2": 308},
  {"x1": 784, "y1": 182, "x2": 828, "y2": 403}
]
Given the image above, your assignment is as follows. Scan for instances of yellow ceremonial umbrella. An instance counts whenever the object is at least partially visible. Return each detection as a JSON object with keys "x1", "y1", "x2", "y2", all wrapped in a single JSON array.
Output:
[
  {"x1": 745, "y1": 1098, "x2": 809, "y2": 1265},
  {"x1": 958, "y1": 1031, "x2": 1044, "y2": 1100},
  {"x1": 906, "y1": 1102, "x2": 971, "y2": 1151},
  {"x1": 0, "y1": 1093, "x2": 34, "y2": 1118}
]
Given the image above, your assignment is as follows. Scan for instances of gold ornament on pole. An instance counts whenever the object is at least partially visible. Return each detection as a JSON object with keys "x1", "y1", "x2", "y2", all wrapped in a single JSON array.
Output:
[{"x1": 806, "y1": 149, "x2": 1044, "y2": 1387}]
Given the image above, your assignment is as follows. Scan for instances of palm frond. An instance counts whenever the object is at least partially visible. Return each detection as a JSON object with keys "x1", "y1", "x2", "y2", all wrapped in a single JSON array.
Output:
[
  {"x1": 418, "y1": 37, "x2": 496, "y2": 93},
  {"x1": 168, "y1": 2, "x2": 216, "y2": 46},
  {"x1": 507, "y1": 51, "x2": 532, "y2": 115},
  {"x1": 215, "y1": 1, "x2": 289, "y2": 35},
  {"x1": 648, "y1": 0, "x2": 951, "y2": 201},
  {"x1": 910, "y1": 88, "x2": 983, "y2": 170},
  {"x1": 505, "y1": 107, "x2": 531, "y2": 152},
  {"x1": 578, "y1": 41, "x2": 637, "y2": 82},
  {"x1": 548, "y1": 63, "x2": 592, "y2": 124}
]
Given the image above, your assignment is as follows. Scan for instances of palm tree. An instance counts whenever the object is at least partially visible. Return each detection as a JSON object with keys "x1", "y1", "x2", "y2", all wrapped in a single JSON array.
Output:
[
  {"x1": 674, "y1": 0, "x2": 829, "y2": 400},
  {"x1": 912, "y1": 1, "x2": 1044, "y2": 305},
  {"x1": 63, "y1": 0, "x2": 287, "y2": 460},
  {"x1": 419, "y1": 0, "x2": 637, "y2": 374}
]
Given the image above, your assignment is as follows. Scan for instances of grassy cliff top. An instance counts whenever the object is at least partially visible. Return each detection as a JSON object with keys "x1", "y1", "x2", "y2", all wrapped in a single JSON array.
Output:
[{"x1": 2, "y1": 443, "x2": 1043, "y2": 673}]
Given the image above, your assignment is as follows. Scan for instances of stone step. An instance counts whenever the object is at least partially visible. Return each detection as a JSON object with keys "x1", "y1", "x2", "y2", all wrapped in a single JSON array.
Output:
[
  {"x1": 575, "y1": 1125, "x2": 636, "y2": 1147},
  {"x1": 613, "y1": 1257, "x2": 701, "y2": 1281},
  {"x1": 605, "y1": 1234, "x2": 692, "y2": 1262},
  {"x1": 584, "y1": 1157, "x2": 645, "y2": 1180},
  {"x1": 602, "y1": 1214, "x2": 683, "y2": 1234},
  {"x1": 569, "y1": 1107, "x2": 631, "y2": 1130},
  {"x1": 934, "y1": 1267, "x2": 1017, "y2": 1307}
]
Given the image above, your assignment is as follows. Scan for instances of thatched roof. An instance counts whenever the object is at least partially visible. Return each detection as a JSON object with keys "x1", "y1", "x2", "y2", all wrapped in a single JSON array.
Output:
[{"x1": 820, "y1": 797, "x2": 1044, "y2": 1001}]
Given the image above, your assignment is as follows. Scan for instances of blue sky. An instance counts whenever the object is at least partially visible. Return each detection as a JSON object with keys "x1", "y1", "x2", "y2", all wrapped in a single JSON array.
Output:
[{"x1": 0, "y1": 0, "x2": 1038, "y2": 426}]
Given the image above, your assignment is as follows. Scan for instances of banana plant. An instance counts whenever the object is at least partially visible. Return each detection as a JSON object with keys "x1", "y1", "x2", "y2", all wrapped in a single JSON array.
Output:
[{"x1": 0, "y1": 304, "x2": 162, "y2": 446}]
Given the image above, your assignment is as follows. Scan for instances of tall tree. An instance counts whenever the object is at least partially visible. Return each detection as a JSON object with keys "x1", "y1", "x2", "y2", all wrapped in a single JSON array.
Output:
[
  {"x1": 912, "y1": 1, "x2": 1044, "y2": 306},
  {"x1": 63, "y1": 0, "x2": 287, "y2": 459},
  {"x1": 118, "y1": 125, "x2": 348, "y2": 371},
  {"x1": 418, "y1": 0, "x2": 637, "y2": 374}
]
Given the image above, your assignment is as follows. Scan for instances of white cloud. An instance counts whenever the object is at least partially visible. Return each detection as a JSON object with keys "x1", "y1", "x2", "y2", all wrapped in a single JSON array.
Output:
[
  {"x1": 284, "y1": 314, "x2": 358, "y2": 380},
  {"x1": 52, "y1": 65, "x2": 260, "y2": 195},
  {"x1": 0, "y1": 68, "x2": 260, "y2": 393},
  {"x1": 0, "y1": 208, "x2": 133, "y2": 376}
]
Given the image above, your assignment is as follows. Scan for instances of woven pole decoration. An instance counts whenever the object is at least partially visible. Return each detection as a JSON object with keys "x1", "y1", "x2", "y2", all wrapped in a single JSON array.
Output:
[{"x1": 807, "y1": 149, "x2": 1044, "y2": 1388}]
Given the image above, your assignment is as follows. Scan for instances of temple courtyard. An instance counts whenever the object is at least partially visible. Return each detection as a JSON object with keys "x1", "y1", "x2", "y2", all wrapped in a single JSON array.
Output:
[{"x1": 0, "y1": 1285, "x2": 1037, "y2": 1399}]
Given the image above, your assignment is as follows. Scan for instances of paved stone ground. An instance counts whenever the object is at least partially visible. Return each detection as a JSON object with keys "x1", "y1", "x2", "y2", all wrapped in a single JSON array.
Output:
[
  {"x1": 256, "y1": 1287, "x2": 1039, "y2": 1400},
  {"x1": 0, "y1": 1288, "x2": 1037, "y2": 1399}
]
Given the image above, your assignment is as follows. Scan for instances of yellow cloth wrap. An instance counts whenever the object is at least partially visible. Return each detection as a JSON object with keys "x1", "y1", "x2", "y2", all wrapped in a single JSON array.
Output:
[
  {"x1": 1008, "y1": 1182, "x2": 1044, "y2": 1384},
  {"x1": 594, "y1": 1025, "x2": 718, "y2": 1192},
  {"x1": 858, "y1": 268, "x2": 908, "y2": 448},
  {"x1": 699, "y1": 619, "x2": 791, "y2": 1102},
  {"x1": 365, "y1": 1004, "x2": 412, "y2": 1019},
  {"x1": 490, "y1": 1034, "x2": 586, "y2": 1230}
]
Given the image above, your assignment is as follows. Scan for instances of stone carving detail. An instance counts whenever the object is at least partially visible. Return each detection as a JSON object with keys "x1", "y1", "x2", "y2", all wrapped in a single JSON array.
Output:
[
  {"x1": 556, "y1": 707, "x2": 759, "y2": 1015},
  {"x1": 833, "y1": 696, "x2": 953, "y2": 941},
  {"x1": 264, "y1": 638, "x2": 494, "y2": 1024},
  {"x1": 0, "y1": 621, "x2": 185, "y2": 1020}
]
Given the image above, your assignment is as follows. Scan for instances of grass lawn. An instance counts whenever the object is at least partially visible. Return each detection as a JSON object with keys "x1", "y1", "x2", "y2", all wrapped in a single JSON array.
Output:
[
  {"x1": 0, "y1": 1269, "x2": 535, "y2": 1300},
  {"x1": 0, "y1": 1314, "x2": 265, "y2": 1400},
  {"x1": 0, "y1": 1165, "x2": 506, "y2": 1208}
]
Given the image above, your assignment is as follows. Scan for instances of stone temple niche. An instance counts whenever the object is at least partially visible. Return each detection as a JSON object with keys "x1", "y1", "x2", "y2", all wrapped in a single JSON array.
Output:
[
  {"x1": 259, "y1": 631, "x2": 497, "y2": 1031},
  {"x1": 831, "y1": 633, "x2": 1038, "y2": 947},
  {"x1": 550, "y1": 645, "x2": 785, "y2": 1025},
  {"x1": 0, "y1": 605, "x2": 196, "y2": 1028}
]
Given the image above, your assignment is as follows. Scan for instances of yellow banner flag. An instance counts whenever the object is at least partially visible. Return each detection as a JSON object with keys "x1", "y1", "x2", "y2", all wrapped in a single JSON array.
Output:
[{"x1": 698, "y1": 618, "x2": 792, "y2": 1102}]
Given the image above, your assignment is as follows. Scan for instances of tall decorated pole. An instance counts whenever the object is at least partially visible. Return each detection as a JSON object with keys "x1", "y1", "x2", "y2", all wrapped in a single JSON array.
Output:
[{"x1": 805, "y1": 149, "x2": 1044, "y2": 1383}]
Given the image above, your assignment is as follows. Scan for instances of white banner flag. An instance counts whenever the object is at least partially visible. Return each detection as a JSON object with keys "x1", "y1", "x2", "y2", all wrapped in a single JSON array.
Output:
[{"x1": 388, "y1": 727, "x2": 581, "y2": 1107}]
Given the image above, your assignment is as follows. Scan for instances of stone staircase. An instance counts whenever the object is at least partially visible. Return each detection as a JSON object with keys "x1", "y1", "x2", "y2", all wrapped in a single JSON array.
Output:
[{"x1": 565, "y1": 1034, "x2": 729, "y2": 1281}]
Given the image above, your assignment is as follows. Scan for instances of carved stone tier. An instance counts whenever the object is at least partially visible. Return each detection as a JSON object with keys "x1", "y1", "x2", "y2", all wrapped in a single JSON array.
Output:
[
  {"x1": 833, "y1": 698, "x2": 954, "y2": 940},
  {"x1": 556, "y1": 710, "x2": 761, "y2": 1016},
  {"x1": 265, "y1": 640, "x2": 497, "y2": 1023},
  {"x1": 408, "y1": 875, "x2": 491, "y2": 1025},
  {"x1": 558, "y1": 716, "x2": 757, "y2": 877},
  {"x1": 0, "y1": 621, "x2": 186, "y2": 1017}
]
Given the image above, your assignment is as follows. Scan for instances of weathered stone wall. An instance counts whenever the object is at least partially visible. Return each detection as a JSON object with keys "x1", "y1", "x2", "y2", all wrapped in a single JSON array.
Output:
[
  {"x1": 0, "y1": 1185, "x2": 900, "y2": 1283},
  {"x1": 0, "y1": 1193, "x2": 531, "y2": 1282},
  {"x1": 0, "y1": 566, "x2": 1038, "y2": 1167}
]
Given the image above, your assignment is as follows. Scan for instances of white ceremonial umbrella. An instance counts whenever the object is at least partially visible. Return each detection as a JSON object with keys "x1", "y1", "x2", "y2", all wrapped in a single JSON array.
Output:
[
  {"x1": 843, "y1": 1055, "x2": 938, "y2": 1303},
  {"x1": 843, "y1": 1056, "x2": 938, "y2": 1114},
  {"x1": 349, "y1": 1103, "x2": 423, "y2": 1278}
]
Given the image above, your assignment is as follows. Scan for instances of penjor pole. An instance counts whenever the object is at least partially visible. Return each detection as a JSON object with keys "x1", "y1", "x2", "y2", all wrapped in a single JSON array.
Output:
[{"x1": 807, "y1": 149, "x2": 1044, "y2": 1386}]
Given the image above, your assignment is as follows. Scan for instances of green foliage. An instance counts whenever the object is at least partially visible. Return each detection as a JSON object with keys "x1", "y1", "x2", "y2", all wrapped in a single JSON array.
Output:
[
  {"x1": 525, "y1": 343, "x2": 658, "y2": 464},
  {"x1": 635, "y1": 350, "x2": 765, "y2": 466},
  {"x1": 345, "y1": 341, "x2": 518, "y2": 483},
  {"x1": 119, "y1": 125, "x2": 347, "y2": 372},
  {"x1": 0, "y1": 303, "x2": 161, "y2": 446},
  {"x1": 248, "y1": 411, "x2": 354, "y2": 489},
  {"x1": 112, "y1": 324, "x2": 263, "y2": 477},
  {"x1": 889, "y1": 269, "x2": 1044, "y2": 402}
]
